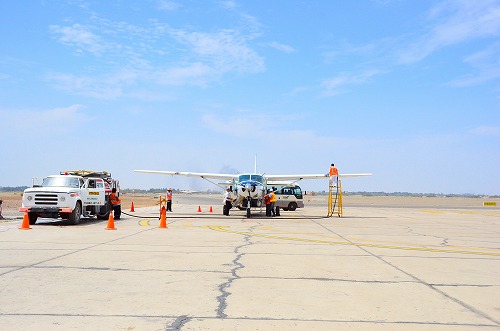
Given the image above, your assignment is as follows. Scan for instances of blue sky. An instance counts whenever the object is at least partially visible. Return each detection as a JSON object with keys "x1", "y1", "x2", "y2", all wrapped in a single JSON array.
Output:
[{"x1": 1, "y1": 0, "x2": 499, "y2": 195}]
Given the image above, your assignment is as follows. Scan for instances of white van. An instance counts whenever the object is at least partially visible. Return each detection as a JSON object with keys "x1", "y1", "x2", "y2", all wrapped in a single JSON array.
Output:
[{"x1": 273, "y1": 185, "x2": 304, "y2": 211}]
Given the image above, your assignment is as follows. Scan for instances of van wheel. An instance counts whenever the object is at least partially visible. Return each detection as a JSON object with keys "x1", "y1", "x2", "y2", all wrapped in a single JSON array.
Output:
[
  {"x1": 288, "y1": 202, "x2": 298, "y2": 211},
  {"x1": 69, "y1": 202, "x2": 81, "y2": 225}
]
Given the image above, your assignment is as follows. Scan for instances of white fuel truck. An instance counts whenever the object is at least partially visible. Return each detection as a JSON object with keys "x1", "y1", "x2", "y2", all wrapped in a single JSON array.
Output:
[{"x1": 19, "y1": 170, "x2": 119, "y2": 225}]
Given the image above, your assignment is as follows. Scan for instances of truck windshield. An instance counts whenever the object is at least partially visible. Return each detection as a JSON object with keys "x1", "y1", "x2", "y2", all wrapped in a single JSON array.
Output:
[{"x1": 42, "y1": 177, "x2": 80, "y2": 188}]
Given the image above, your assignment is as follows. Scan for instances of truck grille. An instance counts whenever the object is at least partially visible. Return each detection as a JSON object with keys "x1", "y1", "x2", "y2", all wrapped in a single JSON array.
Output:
[{"x1": 34, "y1": 194, "x2": 59, "y2": 205}]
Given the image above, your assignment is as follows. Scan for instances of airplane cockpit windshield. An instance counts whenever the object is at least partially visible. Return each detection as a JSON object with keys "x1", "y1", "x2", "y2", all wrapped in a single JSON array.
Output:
[
  {"x1": 238, "y1": 175, "x2": 250, "y2": 182},
  {"x1": 238, "y1": 174, "x2": 264, "y2": 183},
  {"x1": 252, "y1": 175, "x2": 264, "y2": 183}
]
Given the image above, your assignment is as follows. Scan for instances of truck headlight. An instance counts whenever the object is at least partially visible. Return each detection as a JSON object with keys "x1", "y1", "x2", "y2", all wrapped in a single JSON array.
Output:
[
  {"x1": 60, "y1": 196, "x2": 66, "y2": 202},
  {"x1": 27, "y1": 195, "x2": 33, "y2": 201}
]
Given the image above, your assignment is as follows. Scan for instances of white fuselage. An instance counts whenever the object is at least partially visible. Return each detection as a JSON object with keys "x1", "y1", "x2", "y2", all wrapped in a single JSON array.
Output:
[{"x1": 233, "y1": 174, "x2": 266, "y2": 205}]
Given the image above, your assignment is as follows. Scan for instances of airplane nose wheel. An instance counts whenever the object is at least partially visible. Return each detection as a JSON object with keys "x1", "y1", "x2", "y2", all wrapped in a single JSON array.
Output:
[{"x1": 246, "y1": 197, "x2": 251, "y2": 218}]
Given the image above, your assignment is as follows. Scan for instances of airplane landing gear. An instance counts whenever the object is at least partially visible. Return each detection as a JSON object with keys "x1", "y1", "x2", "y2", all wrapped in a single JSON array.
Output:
[{"x1": 246, "y1": 197, "x2": 252, "y2": 218}]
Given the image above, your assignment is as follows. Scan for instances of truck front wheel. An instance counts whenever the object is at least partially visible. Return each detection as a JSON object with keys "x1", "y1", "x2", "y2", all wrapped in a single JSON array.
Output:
[
  {"x1": 288, "y1": 202, "x2": 298, "y2": 211},
  {"x1": 28, "y1": 212, "x2": 38, "y2": 225},
  {"x1": 69, "y1": 202, "x2": 81, "y2": 225}
]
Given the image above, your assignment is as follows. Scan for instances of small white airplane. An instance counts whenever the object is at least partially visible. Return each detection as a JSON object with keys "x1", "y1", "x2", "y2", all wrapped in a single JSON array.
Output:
[{"x1": 135, "y1": 163, "x2": 371, "y2": 218}]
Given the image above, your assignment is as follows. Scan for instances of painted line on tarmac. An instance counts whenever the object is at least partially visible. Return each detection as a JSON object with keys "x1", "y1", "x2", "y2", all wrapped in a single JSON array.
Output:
[
  {"x1": 253, "y1": 224, "x2": 495, "y2": 254},
  {"x1": 138, "y1": 218, "x2": 194, "y2": 227},
  {"x1": 139, "y1": 219, "x2": 154, "y2": 226},
  {"x1": 204, "y1": 225, "x2": 500, "y2": 257},
  {"x1": 421, "y1": 209, "x2": 500, "y2": 216}
]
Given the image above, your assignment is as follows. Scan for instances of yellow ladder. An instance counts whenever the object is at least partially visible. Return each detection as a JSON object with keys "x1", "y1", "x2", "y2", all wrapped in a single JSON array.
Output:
[{"x1": 327, "y1": 180, "x2": 343, "y2": 217}]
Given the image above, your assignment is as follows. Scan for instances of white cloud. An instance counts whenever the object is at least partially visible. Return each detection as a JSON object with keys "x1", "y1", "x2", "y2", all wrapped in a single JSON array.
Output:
[
  {"x1": 172, "y1": 29, "x2": 265, "y2": 74},
  {"x1": 398, "y1": 1, "x2": 500, "y2": 64},
  {"x1": 46, "y1": 72, "x2": 123, "y2": 99},
  {"x1": 0, "y1": 104, "x2": 89, "y2": 135},
  {"x1": 218, "y1": 0, "x2": 237, "y2": 10},
  {"x1": 46, "y1": 10, "x2": 265, "y2": 99},
  {"x1": 49, "y1": 24, "x2": 106, "y2": 55},
  {"x1": 157, "y1": 0, "x2": 180, "y2": 11},
  {"x1": 153, "y1": 62, "x2": 213, "y2": 86},
  {"x1": 321, "y1": 69, "x2": 383, "y2": 96},
  {"x1": 266, "y1": 41, "x2": 296, "y2": 53},
  {"x1": 448, "y1": 42, "x2": 500, "y2": 87}
]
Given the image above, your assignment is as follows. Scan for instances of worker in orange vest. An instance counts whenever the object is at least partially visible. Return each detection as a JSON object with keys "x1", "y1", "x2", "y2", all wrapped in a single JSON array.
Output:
[
  {"x1": 269, "y1": 189, "x2": 277, "y2": 217},
  {"x1": 109, "y1": 188, "x2": 121, "y2": 219},
  {"x1": 166, "y1": 188, "x2": 173, "y2": 212},
  {"x1": 329, "y1": 163, "x2": 338, "y2": 186},
  {"x1": 264, "y1": 191, "x2": 271, "y2": 217}
]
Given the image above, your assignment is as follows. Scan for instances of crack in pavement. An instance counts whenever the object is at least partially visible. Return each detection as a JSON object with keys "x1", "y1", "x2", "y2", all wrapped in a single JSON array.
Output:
[
  {"x1": 215, "y1": 225, "x2": 256, "y2": 319},
  {"x1": 165, "y1": 315, "x2": 190, "y2": 331}
]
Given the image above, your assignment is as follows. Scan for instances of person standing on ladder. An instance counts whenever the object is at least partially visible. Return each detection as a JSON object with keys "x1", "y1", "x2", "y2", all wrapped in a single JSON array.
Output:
[
  {"x1": 329, "y1": 163, "x2": 339, "y2": 187},
  {"x1": 166, "y1": 188, "x2": 173, "y2": 212}
]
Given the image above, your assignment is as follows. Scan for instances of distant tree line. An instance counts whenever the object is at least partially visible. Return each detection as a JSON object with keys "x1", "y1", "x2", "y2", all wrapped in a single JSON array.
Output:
[
  {"x1": 0, "y1": 186, "x2": 28, "y2": 192},
  {"x1": 343, "y1": 191, "x2": 500, "y2": 198},
  {"x1": 310, "y1": 191, "x2": 499, "y2": 198}
]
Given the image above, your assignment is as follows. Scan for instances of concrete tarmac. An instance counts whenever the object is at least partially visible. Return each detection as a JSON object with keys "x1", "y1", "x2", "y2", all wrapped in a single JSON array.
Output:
[{"x1": 0, "y1": 197, "x2": 499, "y2": 330}]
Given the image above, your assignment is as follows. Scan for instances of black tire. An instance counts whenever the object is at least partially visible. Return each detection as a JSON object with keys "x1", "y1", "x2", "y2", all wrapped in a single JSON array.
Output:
[
  {"x1": 288, "y1": 202, "x2": 298, "y2": 211},
  {"x1": 69, "y1": 202, "x2": 81, "y2": 225},
  {"x1": 96, "y1": 202, "x2": 111, "y2": 220},
  {"x1": 28, "y1": 212, "x2": 38, "y2": 225}
]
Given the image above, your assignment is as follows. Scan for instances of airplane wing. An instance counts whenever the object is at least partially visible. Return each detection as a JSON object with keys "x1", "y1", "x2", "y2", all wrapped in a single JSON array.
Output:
[
  {"x1": 134, "y1": 170, "x2": 237, "y2": 181},
  {"x1": 266, "y1": 173, "x2": 372, "y2": 181}
]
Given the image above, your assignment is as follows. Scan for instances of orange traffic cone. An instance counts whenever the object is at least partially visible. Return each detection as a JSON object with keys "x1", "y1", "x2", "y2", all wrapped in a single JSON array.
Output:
[
  {"x1": 19, "y1": 212, "x2": 32, "y2": 230},
  {"x1": 105, "y1": 210, "x2": 116, "y2": 230},
  {"x1": 130, "y1": 202, "x2": 135, "y2": 212},
  {"x1": 197, "y1": 206, "x2": 202, "y2": 212},
  {"x1": 209, "y1": 206, "x2": 213, "y2": 213},
  {"x1": 159, "y1": 207, "x2": 168, "y2": 228}
]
